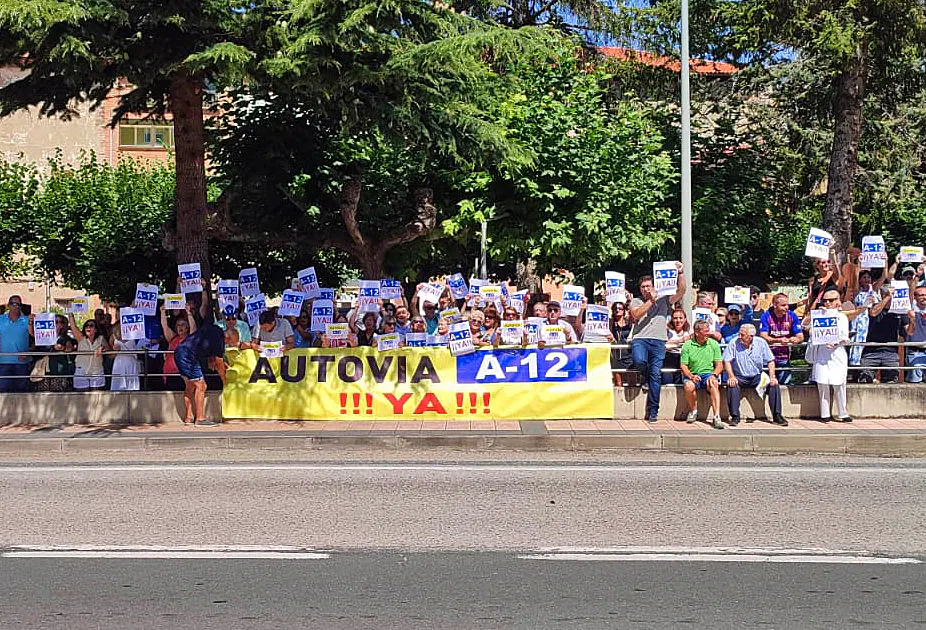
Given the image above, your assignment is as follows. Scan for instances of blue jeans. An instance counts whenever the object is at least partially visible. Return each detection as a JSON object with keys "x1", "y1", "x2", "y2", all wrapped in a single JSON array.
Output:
[
  {"x1": 907, "y1": 350, "x2": 926, "y2": 383},
  {"x1": 0, "y1": 362, "x2": 31, "y2": 393},
  {"x1": 632, "y1": 338, "x2": 667, "y2": 419}
]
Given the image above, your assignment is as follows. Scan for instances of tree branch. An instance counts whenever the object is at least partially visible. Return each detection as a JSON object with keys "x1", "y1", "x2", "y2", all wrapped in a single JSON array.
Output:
[
  {"x1": 378, "y1": 187, "x2": 438, "y2": 250},
  {"x1": 339, "y1": 174, "x2": 365, "y2": 249}
]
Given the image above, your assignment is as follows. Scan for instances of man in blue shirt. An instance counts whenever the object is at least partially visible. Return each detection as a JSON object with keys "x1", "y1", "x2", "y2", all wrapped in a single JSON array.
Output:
[
  {"x1": 0, "y1": 295, "x2": 32, "y2": 392},
  {"x1": 723, "y1": 323, "x2": 786, "y2": 426}
]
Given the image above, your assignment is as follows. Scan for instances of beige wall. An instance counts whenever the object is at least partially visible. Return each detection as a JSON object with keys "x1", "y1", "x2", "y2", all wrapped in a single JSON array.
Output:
[{"x1": 0, "y1": 68, "x2": 104, "y2": 167}]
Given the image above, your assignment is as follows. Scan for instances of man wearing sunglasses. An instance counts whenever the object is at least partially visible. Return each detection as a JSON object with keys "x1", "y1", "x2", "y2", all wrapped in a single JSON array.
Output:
[{"x1": 0, "y1": 296, "x2": 31, "y2": 392}]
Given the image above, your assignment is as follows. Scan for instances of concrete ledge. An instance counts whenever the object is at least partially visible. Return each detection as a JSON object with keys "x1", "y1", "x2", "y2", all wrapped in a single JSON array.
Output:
[{"x1": 2, "y1": 431, "x2": 925, "y2": 456}]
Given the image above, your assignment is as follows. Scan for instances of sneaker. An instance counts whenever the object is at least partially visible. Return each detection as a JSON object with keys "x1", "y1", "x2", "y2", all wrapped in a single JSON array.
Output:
[
  {"x1": 195, "y1": 419, "x2": 221, "y2": 427},
  {"x1": 728, "y1": 415, "x2": 741, "y2": 427},
  {"x1": 838, "y1": 415, "x2": 853, "y2": 423},
  {"x1": 772, "y1": 414, "x2": 789, "y2": 426},
  {"x1": 685, "y1": 410, "x2": 698, "y2": 424},
  {"x1": 712, "y1": 416, "x2": 725, "y2": 430}
]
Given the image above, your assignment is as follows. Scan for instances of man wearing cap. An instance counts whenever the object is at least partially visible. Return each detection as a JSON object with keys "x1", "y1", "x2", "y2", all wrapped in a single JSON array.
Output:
[
  {"x1": 723, "y1": 323, "x2": 785, "y2": 426},
  {"x1": 545, "y1": 301, "x2": 577, "y2": 344},
  {"x1": 216, "y1": 305, "x2": 251, "y2": 344},
  {"x1": 0, "y1": 295, "x2": 31, "y2": 392},
  {"x1": 859, "y1": 285, "x2": 908, "y2": 383}
]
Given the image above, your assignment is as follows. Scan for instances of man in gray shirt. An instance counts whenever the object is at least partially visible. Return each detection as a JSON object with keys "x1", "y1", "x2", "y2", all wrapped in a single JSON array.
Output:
[
  {"x1": 629, "y1": 262, "x2": 686, "y2": 421},
  {"x1": 249, "y1": 311, "x2": 295, "y2": 351}
]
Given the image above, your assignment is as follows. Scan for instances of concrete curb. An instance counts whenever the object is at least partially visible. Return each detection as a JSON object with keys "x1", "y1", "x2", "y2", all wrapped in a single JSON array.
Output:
[{"x1": 1, "y1": 431, "x2": 926, "y2": 456}]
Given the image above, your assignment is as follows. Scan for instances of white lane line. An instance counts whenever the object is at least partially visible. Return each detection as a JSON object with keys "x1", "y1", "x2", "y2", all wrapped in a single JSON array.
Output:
[
  {"x1": 1, "y1": 545, "x2": 329, "y2": 560},
  {"x1": 518, "y1": 551, "x2": 921, "y2": 565},
  {"x1": 3, "y1": 551, "x2": 329, "y2": 559},
  {"x1": 0, "y1": 464, "x2": 923, "y2": 474}
]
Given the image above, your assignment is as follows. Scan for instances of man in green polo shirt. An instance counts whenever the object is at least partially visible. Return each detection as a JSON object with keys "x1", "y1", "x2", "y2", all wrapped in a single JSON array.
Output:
[{"x1": 680, "y1": 320, "x2": 724, "y2": 429}]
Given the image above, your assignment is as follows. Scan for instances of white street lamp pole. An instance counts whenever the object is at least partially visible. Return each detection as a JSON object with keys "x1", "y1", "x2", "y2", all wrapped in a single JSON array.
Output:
[{"x1": 680, "y1": 0, "x2": 694, "y2": 311}]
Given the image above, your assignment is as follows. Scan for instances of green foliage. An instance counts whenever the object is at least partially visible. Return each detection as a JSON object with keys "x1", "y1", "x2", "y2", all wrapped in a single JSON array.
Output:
[
  {"x1": 3, "y1": 155, "x2": 176, "y2": 302},
  {"x1": 0, "y1": 158, "x2": 39, "y2": 277},
  {"x1": 443, "y1": 51, "x2": 677, "y2": 282}
]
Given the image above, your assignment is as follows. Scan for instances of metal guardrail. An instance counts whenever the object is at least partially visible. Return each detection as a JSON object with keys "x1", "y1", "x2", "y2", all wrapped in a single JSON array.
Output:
[{"x1": 0, "y1": 341, "x2": 923, "y2": 381}]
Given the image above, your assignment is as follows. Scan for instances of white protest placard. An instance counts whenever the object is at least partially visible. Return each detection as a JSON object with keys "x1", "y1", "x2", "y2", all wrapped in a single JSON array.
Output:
[
  {"x1": 380, "y1": 279, "x2": 403, "y2": 300},
  {"x1": 584, "y1": 304, "x2": 610, "y2": 337},
  {"x1": 500, "y1": 320, "x2": 524, "y2": 346},
  {"x1": 899, "y1": 246, "x2": 924, "y2": 263},
  {"x1": 724, "y1": 286, "x2": 750, "y2": 305},
  {"x1": 217, "y1": 280, "x2": 239, "y2": 312},
  {"x1": 541, "y1": 323, "x2": 566, "y2": 346},
  {"x1": 376, "y1": 332, "x2": 401, "y2": 352},
  {"x1": 326, "y1": 323, "x2": 349, "y2": 340},
  {"x1": 68, "y1": 297, "x2": 89, "y2": 314},
  {"x1": 860, "y1": 236, "x2": 888, "y2": 269},
  {"x1": 692, "y1": 307, "x2": 719, "y2": 333},
  {"x1": 447, "y1": 273, "x2": 469, "y2": 300},
  {"x1": 804, "y1": 228, "x2": 833, "y2": 259},
  {"x1": 525, "y1": 317, "x2": 544, "y2": 345},
  {"x1": 427, "y1": 334, "x2": 449, "y2": 347},
  {"x1": 119, "y1": 307, "x2": 146, "y2": 341},
  {"x1": 561, "y1": 285, "x2": 585, "y2": 317},
  {"x1": 163, "y1": 293, "x2": 186, "y2": 311},
  {"x1": 891, "y1": 281, "x2": 911, "y2": 314},
  {"x1": 810, "y1": 309, "x2": 840, "y2": 346},
  {"x1": 478, "y1": 284, "x2": 502, "y2": 306},
  {"x1": 178, "y1": 263, "x2": 202, "y2": 294},
  {"x1": 318, "y1": 288, "x2": 335, "y2": 302},
  {"x1": 405, "y1": 332, "x2": 428, "y2": 347},
  {"x1": 278, "y1": 289, "x2": 306, "y2": 318},
  {"x1": 297, "y1": 267, "x2": 320, "y2": 299},
  {"x1": 244, "y1": 293, "x2": 266, "y2": 327},
  {"x1": 358, "y1": 280, "x2": 381, "y2": 313},
  {"x1": 311, "y1": 299, "x2": 334, "y2": 333},
  {"x1": 440, "y1": 307, "x2": 461, "y2": 322},
  {"x1": 418, "y1": 283, "x2": 444, "y2": 307},
  {"x1": 605, "y1": 272, "x2": 626, "y2": 304},
  {"x1": 448, "y1": 321, "x2": 475, "y2": 356},
  {"x1": 32, "y1": 313, "x2": 57, "y2": 346},
  {"x1": 260, "y1": 341, "x2": 283, "y2": 359},
  {"x1": 239, "y1": 268, "x2": 261, "y2": 297},
  {"x1": 653, "y1": 262, "x2": 679, "y2": 297},
  {"x1": 509, "y1": 290, "x2": 528, "y2": 315},
  {"x1": 133, "y1": 283, "x2": 159, "y2": 317}
]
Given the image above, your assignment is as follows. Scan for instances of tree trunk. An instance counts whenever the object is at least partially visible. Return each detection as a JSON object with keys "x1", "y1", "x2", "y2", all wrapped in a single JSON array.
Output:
[
  {"x1": 169, "y1": 70, "x2": 210, "y2": 281},
  {"x1": 356, "y1": 247, "x2": 387, "y2": 279},
  {"x1": 823, "y1": 48, "x2": 867, "y2": 262}
]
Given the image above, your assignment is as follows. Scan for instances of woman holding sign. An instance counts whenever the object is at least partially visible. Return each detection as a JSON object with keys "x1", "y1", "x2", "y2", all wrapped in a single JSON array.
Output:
[
  {"x1": 68, "y1": 313, "x2": 110, "y2": 391},
  {"x1": 805, "y1": 290, "x2": 852, "y2": 422}
]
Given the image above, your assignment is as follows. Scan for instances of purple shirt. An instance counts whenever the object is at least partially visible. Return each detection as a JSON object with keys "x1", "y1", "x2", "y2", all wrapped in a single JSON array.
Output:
[{"x1": 759, "y1": 309, "x2": 801, "y2": 366}]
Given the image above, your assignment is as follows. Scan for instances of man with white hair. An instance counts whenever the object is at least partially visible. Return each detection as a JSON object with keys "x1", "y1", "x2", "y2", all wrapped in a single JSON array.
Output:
[{"x1": 723, "y1": 323, "x2": 786, "y2": 426}]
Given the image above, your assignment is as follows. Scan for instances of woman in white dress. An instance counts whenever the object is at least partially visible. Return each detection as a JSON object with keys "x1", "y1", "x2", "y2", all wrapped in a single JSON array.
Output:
[
  {"x1": 68, "y1": 313, "x2": 110, "y2": 391},
  {"x1": 110, "y1": 326, "x2": 141, "y2": 392},
  {"x1": 806, "y1": 290, "x2": 852, "y2": 422}
]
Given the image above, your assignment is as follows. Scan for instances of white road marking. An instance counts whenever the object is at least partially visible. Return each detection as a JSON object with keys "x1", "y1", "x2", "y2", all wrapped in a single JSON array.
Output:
[
  {"x1": 1, "y1": 545, "x2": 329, "y2": 560},
  {"x1": 0, "y1": 463, "x2": 922, "y2": 474},
  {"x1": 519, "y1": 548, "x2": 921, "y2": 564}
]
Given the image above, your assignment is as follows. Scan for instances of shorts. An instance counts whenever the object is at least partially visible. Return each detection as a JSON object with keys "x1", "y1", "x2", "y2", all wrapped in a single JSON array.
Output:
[
  {"x1": 684, "y1": 373, "x2": 717, "y2": 390},
  {"x1": 73, "y1": 365, "x2": 105, "y2": 390},
  {"x1": 174, "y1": 347, "x2": 204, "y2": 381}
]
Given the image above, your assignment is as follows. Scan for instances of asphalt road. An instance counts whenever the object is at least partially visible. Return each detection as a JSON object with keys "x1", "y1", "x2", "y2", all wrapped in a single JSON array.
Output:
[{"x1": 0, "y1": 457, "x2": 924, "y2": 628}]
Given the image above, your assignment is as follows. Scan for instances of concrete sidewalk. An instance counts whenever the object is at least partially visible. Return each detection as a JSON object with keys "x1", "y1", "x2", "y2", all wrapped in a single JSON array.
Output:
[{"x1": 1, "y1": 417, "x2": 925, "y2": 456}]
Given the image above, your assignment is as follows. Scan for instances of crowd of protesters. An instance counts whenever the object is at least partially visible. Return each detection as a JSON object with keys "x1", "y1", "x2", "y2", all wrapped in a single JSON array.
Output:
[{"x1": 1, "y1": 247, "x2": 924, "y2": 428}]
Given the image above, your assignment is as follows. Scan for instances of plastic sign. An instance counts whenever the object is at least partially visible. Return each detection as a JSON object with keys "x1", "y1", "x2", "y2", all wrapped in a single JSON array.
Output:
[
  {"x1": 297, "y1": 266, "x2": 320, "y2": 299},
  {"x1": 358, "y1": 280, "x2": 381, "y2": 314},
  {"x1": 860, "y1": 236, "x2": 888, "y2": 269},
  {"x1": 810, "y1": 309, "x2": 840, "y2": 345},
  {"x1": 239, "y1": 268, "x2": 261, "y2": 297},
  {"x1": 119, "y1": 307, "x2": 146, "y2": 341},
  {"x1": 260, "y1": 341, "x2": 283, "y2": 359},
  {"x1": 653, "y1": 262, "x2": 679, "y2": 297},
  {"x1": 163, "y1": 293, "x2": 186, "y2": 311},
  {"x1": 278, "y1": 290, "x2": 306, "y2": 318},
  {"x1": 32, "y1": 313, "x2": 57, "y2": 346},
  {"x1": 584, "y1": 305, "x2": 610, "y2": 337},
  {"x1": 447, "y1": 273, "x2": 469, "y2": 300},
  {"x1": 804, "y1": 228, "x2": 833, "y2": 259},
  {"x1": 561, "y1": 285, "x2": 585, "y2": 317},
  {"x1": 891, "y1": 281, "x2": 911, "y2": 314},
  {"x1": 380, "y1": 279, "x2": 403, "y2": 300},
  {"x1": 724, "y1": 286, "x2": 750, "y2": 305},
  {"x1": 217, "y1": 280, "x2": 240, "y2": 312},
  {"x1": 178, "y1": 263, "x2": 202, "y2": 294},
  {"x1": 68, "y1": 297, "x2": 89, "y2": 314},
  {"x1": 311, "y1": 299, "x2": 334, "y2": 333},
  {"x1": 448, "y1": 321, "x2": 475, "y2": 356},
  {"x1": 605, "y1": 272, "x2": 626, "y2": 304},
  {"x1": 134, "y1": 282, "x2": 159, "y2": 316},
  {"x1": 244, "y1": 293, "x2": 267, "y2": 326},
  {"x1": 376, "y1": 332, "x2": 401, "y2": 351},
  {"x1": 899, "y1": 246, "x2": 924, "y2": 263},
  {"x1": 500, "y1": 320, "x2": 524, "y2": 345}
]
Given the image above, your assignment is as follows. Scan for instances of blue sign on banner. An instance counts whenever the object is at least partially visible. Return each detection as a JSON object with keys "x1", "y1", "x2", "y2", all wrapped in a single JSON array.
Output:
[{"x1": 456, "y1": 348, "x2": 588, "y2": 384}]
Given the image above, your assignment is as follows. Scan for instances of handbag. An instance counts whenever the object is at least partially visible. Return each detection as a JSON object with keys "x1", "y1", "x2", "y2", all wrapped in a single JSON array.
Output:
[{"x1": 29, "y1": 356, "x2": 49, "y2": 383}]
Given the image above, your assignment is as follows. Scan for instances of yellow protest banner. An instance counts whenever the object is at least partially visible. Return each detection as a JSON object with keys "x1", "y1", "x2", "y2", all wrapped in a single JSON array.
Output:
[{"x1": 222, "y1": 345, "x2": 613, "y2": 421}]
